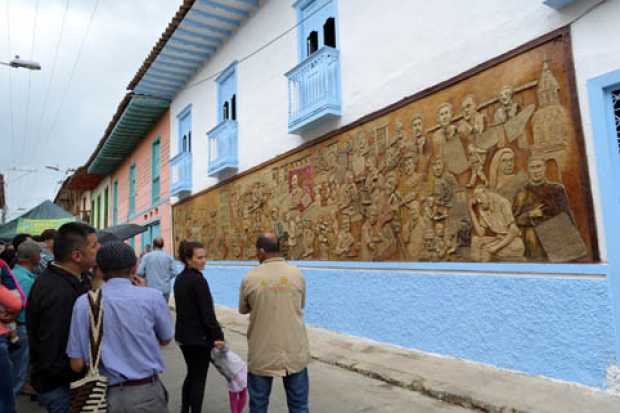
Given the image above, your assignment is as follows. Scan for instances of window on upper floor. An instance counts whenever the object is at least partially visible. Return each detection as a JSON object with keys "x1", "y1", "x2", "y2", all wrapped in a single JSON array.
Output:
[
  {"x1": 96, "y1": 194, "x2": 101, "y2": 229},
  {"x1": 297, "y1": 0, "x2": 338, "y2": 61},
  {"x1": 112, "y1": 179, "x2": 118, "y2": 225},
  {"x1": 90, "y1": 199, "x2": 95, "y2": 227},
  {"x1": 129, "y1": 162, "x2": 137, "y2": 217},
  {"x1": 324, "y1": 17, "x2": 336, "y2": 48},
  {"x1": 178, "y1": 105, "x2": 192, "y2": 154},
  {"x1": 103, "y1": 186, "x2": 109, "y2": 228},
  {"x1": 152, "y1": 137, "x2": 161, "y2": 205},
  {"x1": 217, "y1": 62, "x2": 237, "y2": 123}
]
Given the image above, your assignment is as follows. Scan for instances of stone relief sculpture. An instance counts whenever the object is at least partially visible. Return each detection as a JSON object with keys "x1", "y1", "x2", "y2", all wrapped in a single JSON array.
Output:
[
  {"x1": 173, "y1": 37, "x2": 596, "y2": 264},
  {"x1": 488, "y1": 148, "x2": 527, "y2": 202},
  {"x1": 468, "y1": 185, "x2": 525, "y2": 262}
]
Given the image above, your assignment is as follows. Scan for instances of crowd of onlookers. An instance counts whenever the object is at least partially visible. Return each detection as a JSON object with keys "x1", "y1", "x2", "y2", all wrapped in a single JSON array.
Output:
[{"x1": 0, "y1": 223, "x2": 310, "y2": 413}]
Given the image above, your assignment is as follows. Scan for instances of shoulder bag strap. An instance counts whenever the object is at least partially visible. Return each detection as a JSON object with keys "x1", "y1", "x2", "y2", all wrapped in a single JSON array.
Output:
[{"x1": 86, "y1": 289, "x2": 104, "y2": 374}]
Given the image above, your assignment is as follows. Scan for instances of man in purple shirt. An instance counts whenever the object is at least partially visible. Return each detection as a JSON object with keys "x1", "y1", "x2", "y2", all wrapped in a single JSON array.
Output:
[{"x1": 67, "y1": 241, "x2": 173, "y2": 412}]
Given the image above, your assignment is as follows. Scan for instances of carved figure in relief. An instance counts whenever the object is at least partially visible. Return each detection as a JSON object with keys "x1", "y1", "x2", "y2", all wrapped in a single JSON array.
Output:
[
  {"x1": 352, "y1": 131, "x2": 369, "y2": 181},
  {"x1": 432, "y1": 103, "x2": 457, "y2": 158},
  {"x1": 411, "y1": 114, "x2": 428, "y2": 166},
  {"x1": 512, "y1": 157, "x2": 574, "y2": 260},
  {"x1": 468, "y1": 185, "x2": 525, "y2": 262},
  {"x1": 302, "y1": 219, "x2": 315, "y2": 259},
  {"x1": 335, "y1": 216, "x2": 357, "y2": 258},
  {"x1": 458, "y1": 95, "x2": 486, "y2": 144},
  {"x1": 493, "y1": 85, "x2": 520, "y2": 125},
  {"x1": 466, "y1": 144, "x2": 488, "y2": 188},
  {"x1": 385, "y1": 120, "x2": 405, "y2": 171},
  {"x1": 400, "y1": 152, "x2": 423, "y2": 197},
  {"x1": 284, "y1": 211, "x2": 301, "y2": 259},
  {"x1": 317, "y1": 215, "x2": 332, "y2": 260},
  {"x1": 420, "y1": 229, "x2": 440, "y2": 261},
  {"x1": 531, "y1": 61, "x2": 570, "y2": 168},
  {"x1": 432, "y1": 103, "x2": 469, "y2": 174},
  {"x1": 401, "y1": 200, "x2": 424, "y2": 260},
  {"x1": 271, "y1": 207, "x2": 285, "y2": 240},
  {"x1": 429, "y1": 157, "x2": 458, "y2": 220},
  {"x1": 489, "y1": 148, "x2": 527, "y2": 202},
  {"x1": 289, "y1": 169, "x2": 314, "y2": 212}
]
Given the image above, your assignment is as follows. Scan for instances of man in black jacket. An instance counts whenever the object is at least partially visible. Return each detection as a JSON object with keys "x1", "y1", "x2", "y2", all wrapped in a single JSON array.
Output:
[{"x1": 27, "y1": 222, "x2": 100, "y2": 413}]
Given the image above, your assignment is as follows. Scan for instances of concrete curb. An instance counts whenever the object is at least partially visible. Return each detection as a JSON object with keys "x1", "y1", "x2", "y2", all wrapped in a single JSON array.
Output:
[{"x1": 214, "y1": 305, "x2": 620, "y2": 413}]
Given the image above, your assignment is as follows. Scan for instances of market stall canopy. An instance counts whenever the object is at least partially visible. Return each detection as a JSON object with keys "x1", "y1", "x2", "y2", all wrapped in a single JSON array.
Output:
[{"x1": 0, "y1": 200, "x2": 75, "y2": 241}]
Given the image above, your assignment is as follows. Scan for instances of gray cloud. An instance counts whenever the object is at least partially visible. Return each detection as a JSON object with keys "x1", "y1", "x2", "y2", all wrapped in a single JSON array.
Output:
[{"x1": 1, "y1": 0, "x2": 179, "y2": 220}]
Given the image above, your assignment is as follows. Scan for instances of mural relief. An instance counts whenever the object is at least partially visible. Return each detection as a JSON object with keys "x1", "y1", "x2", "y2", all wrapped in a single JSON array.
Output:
[{"x1": 173, "y1": 34, "x2": 597, "y2": 263}]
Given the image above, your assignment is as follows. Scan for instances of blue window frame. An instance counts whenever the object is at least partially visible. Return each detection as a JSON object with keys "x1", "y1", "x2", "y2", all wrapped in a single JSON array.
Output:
[
  {"x1": 152, "y1": 137, "x2": 161, "y2": 205},
  {"x1": 294, "y1": 0, "x2": 338, "y2": 61},
  {"x1": 90, "y1": 199, "x2": 95, "y2": 226},
  {"x1": 103, "y1": 186, "x2": 109, "y2": 228},
  {"x1": 128, "y1": 162, "x2": 137, "y2": 218},
  {"x1": 96, "y1": 194, "x2": 101, "y2": 229},
  {"x1": 112, "y1": 179, "x2": 119, "y2": 225},
  {"x1": 587, "y1": 68, "x2": 620, "y2": 359},
  {"x1": 177, "y1": 105, "x2": 192, "y2": 154},
  {"x1": 217, "y1": 62, "x2": 237, "y2": 122}
]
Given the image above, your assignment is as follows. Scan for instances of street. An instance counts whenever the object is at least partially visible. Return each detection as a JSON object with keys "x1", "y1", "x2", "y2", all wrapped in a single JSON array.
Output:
[{"x1": 17, "y1": 327, "x2": 471, "y2": 412}]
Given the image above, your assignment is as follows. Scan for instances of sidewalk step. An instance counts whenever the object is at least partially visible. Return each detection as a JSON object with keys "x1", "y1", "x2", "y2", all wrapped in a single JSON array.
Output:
[{"x1": 215, "y1": 305, "x2": 620, "y2": 413}]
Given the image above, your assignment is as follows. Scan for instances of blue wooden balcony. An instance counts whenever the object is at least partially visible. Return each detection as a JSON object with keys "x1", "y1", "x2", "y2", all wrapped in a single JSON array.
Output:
[
  {"x1": 207, "y1": 119, "x2": 238, "y2": 176},
  {"x1": 286, "y1": 46, "x2": 341, "y2": 134},
  {"x1": 170, "y1": 150, "x2": 192, "y2": 198}
]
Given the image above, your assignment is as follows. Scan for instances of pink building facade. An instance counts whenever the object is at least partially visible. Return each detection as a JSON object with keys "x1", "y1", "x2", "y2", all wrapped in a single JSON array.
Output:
[{"x1": 109, "y1": 111, "x2": 173, "y2": 255}]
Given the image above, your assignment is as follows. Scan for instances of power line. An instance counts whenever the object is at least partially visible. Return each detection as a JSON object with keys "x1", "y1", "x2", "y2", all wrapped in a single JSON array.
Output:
[
  {"x1": 31, "y1": 0, "x2": 71, "y2": 167},
  {"x1": 5, "y1": 0, "x2": 16, "y2": 169},
  {"x1": 45, "y1": 0, "x2": 101, "y2": 149},
  {"x1": 19, "y1": 0, "x2": 41, "y2": 166}
]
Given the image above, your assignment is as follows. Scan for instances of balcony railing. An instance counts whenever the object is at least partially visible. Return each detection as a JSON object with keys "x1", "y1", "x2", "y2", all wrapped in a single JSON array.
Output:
[
  {"x1": 207, "y1": 119, "x2": 238, "y2": 176},
  {"x1": 170, "y1": 150, "x2": 192, "y2": 197},
  {"x1": 286, "y1": 46, "x2": 341, "y2": 134}
]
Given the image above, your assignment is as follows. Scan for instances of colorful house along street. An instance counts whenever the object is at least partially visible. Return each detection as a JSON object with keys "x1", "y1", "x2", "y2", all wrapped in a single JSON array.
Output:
[{"x1": 55, "y1": 0, "x2": 620, "y2": 392}]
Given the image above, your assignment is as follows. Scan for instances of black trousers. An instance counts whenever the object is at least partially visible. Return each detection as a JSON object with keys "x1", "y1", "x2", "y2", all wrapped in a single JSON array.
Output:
[{"x1": 180, "y1": 345, "x2": 211, "y2": 413}]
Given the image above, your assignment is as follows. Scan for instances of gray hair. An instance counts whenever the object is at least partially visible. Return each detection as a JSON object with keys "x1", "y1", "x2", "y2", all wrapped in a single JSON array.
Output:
[{"x1": 17, "y1": 240, "x2": 41, "y2": 262}]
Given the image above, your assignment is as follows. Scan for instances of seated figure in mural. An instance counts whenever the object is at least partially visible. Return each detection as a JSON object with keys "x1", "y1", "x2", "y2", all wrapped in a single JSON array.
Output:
[
  {"x1": 512, "y1": 157, "x2": 573, "y2": 260},
  {"x1": 493, "y1": 85, "x2": 520, "y2": 125},
  {"x1": 488, "y1": 148, "x2": 527, "y2": 203},
  {"x1": 469, "y1": 185, "x2": 525, "y2": 262}
]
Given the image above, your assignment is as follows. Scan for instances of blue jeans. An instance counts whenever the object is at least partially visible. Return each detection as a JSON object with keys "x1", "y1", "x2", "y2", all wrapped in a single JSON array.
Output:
[
  {"x1": 248, "y1": 368, "x2": 309, "y2": 413},
  {"x1": 9, "y1": 325, "x2": 28, "y2": 395},
  {"x1": 37, "y1": 386, "x2": 70, "y2": 413},
  {"x1": 0, "y1": 335, "x2": 16, "y2": 413}
]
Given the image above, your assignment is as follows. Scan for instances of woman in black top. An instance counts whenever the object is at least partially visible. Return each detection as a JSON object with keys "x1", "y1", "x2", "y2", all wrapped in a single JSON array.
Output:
[{"x1": 174, "y1": 240, "x2": 225, "y2": 413}]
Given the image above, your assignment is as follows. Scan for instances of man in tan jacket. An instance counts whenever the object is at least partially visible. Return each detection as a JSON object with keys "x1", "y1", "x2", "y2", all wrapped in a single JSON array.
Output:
[{"x1": 239, "y1": 233, "x2": 310, "y2": 413}]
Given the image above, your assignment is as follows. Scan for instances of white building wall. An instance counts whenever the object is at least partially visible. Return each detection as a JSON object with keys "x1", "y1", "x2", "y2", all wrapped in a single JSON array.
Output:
[{"x1": 169, "y1": 0, "x2": 615, "y2": 259}]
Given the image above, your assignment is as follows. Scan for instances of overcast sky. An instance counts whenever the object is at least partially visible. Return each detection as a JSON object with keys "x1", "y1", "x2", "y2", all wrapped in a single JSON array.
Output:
[{"x1": 1, "y1": 0, "x2": 180, "y2": 220}]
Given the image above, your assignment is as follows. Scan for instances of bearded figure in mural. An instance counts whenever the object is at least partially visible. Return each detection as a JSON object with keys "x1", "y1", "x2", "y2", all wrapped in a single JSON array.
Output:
[{"x1": 512, "y1": 157, "x2": 574, "y2": 260}]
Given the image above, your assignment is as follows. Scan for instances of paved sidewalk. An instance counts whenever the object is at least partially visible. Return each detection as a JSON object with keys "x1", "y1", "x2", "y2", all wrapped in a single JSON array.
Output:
[
  {"x1": 216, "y1": 305, "x2": 620, "y2": 413},
  {"x1": 16, "y1": 325, "x2": 471, "y2": 413}
]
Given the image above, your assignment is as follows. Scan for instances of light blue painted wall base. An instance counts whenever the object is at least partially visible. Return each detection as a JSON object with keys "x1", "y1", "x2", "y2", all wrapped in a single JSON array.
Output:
[{"x1": 204, "y1": 263, "x2": 615, "y2": 388}]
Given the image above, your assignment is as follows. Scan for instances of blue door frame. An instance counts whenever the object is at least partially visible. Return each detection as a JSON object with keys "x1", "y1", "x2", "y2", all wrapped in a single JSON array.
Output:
[{"x1": 587, "y1": 68, "x2": 620, "y2": 360}]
